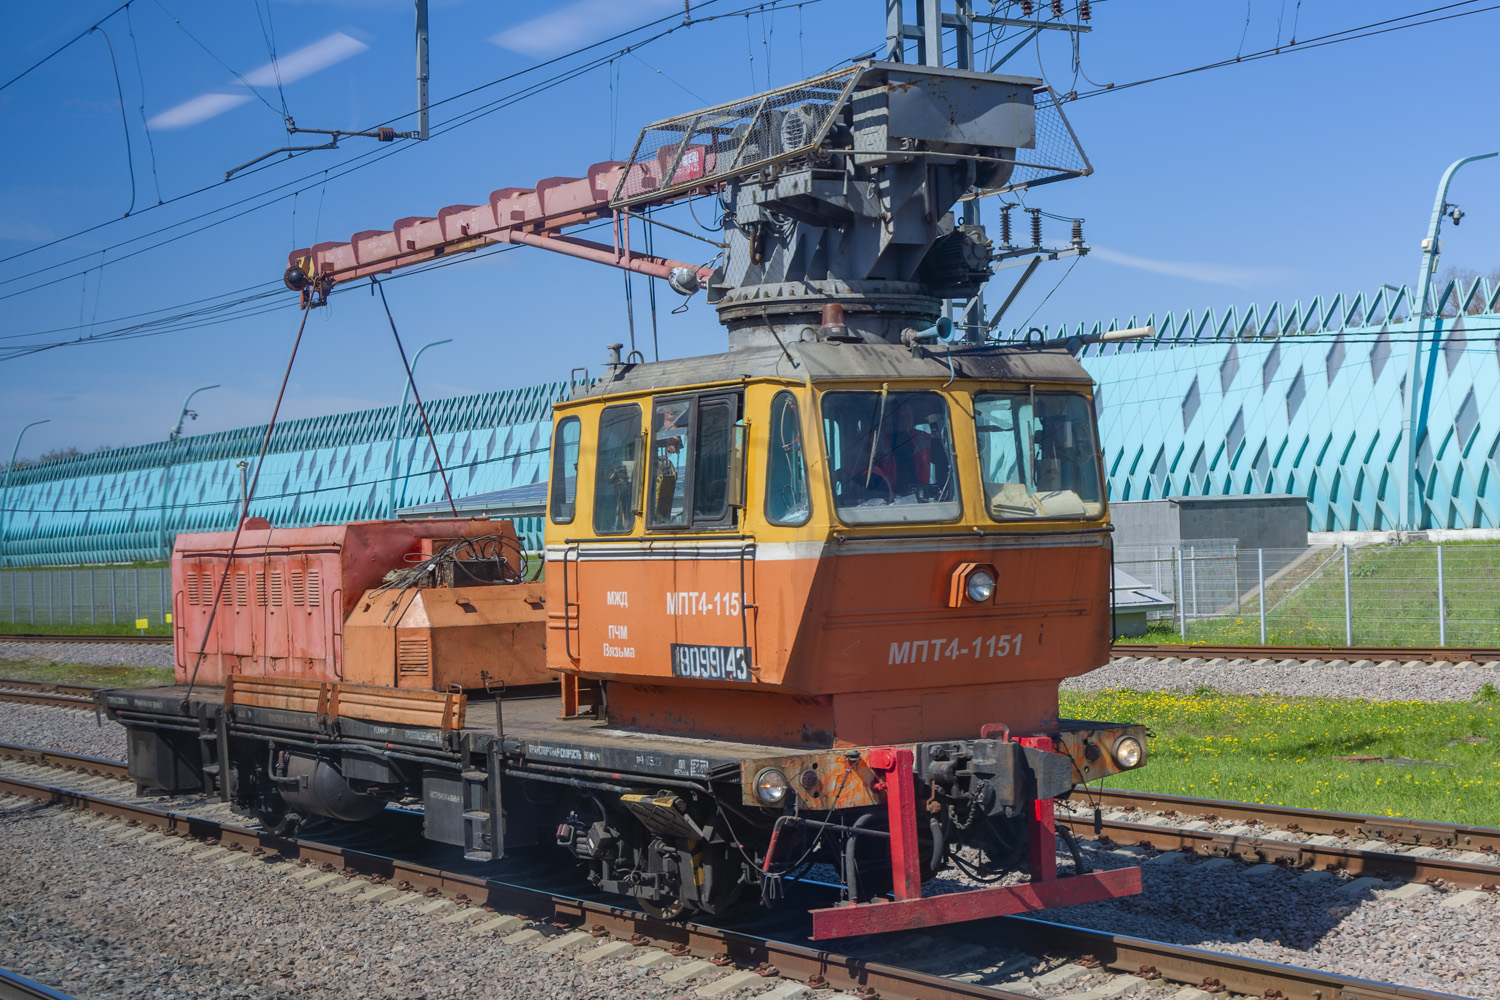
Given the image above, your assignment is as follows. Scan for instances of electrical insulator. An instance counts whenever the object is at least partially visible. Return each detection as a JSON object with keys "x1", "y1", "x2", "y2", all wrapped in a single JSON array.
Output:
[
  {"x1": 1079, "y1": 0, "x2": 1091, "y2": 20},
  {"x1": 1051, "y1": 0, "x2": 1064, "y2": 18},
  {"x1": 1071, "y1": 218, "x2": 1084, "y2": 247},
  {"x1": 1029, "y1": 208, "x2": 1043, "y2": 248},
  {"x1": 1019, "y1": 0, "x2": 1033, "y2": 16},
  {"x1": 999, "y1": 205, "x2": 1013, "y2": 247}
]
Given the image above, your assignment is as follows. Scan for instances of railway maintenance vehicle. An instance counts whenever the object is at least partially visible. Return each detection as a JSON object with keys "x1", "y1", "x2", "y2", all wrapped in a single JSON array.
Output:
[{"x1": 101, "y1": 57, "x2": 1150, "y2": 938}]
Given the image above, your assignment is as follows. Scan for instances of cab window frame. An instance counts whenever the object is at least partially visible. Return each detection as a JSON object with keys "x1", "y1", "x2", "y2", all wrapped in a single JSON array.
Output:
[
  {"x1": 592, "y1": 403, "x2": 644, "y2": 535},
  {"x1": 973, "y1": 388, "x2": 1107, "y2": 524},
  {"x1": 819, "y1": 388, "x2": 963, "y2": 527},
  {"x1": 548, "y1": 414, "x2": 581, "y2": 524},
  {"x1": 647, "y1": 390, "x2": 742, "y2": 532},
  {"x1": 764, "y1": 390, "x2": 812, "y2": 526}
]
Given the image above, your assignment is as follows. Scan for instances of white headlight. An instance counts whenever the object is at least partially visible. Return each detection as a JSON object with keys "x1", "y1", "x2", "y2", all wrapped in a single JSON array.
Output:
[
  {"x1": 1113, "y1": 736, "x2": 1143, "y2": 769},
  {"x1": 965, "y1": 569, "x2": 996, "y2": 603},
  {"x1": 754, "y1": 768, "x2": 788, "y2": 804}
]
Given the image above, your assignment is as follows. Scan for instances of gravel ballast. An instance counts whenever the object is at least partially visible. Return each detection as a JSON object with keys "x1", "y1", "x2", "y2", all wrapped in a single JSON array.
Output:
[
  {"x1": 1065, "y1": 655, "x2": 1500, "y2": 701},
  {"x1": 0, "y1": 639, "x2": 174, "y2": 670},
  {"x1": 0, "y1": 796, "x2": 685, "y2": 1000},
  {"x1": 0, "y1": 702, "x2": 126, "y2": 759},
  {"x1": 1036, "y1": 844, "x2": 1499, "y2": 997}
]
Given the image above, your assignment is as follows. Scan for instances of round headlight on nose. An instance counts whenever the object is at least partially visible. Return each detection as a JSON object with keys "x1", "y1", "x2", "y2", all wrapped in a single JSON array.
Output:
[
  {"x1": 965, "y1": 568, "x2": 996, "y2": 604},
  {"x1": 754, "y1": 768, "x2": 788, "y2": 804},
  {"x1": 1113, "y1": 736, "x2": 1144, "y2": 769}
]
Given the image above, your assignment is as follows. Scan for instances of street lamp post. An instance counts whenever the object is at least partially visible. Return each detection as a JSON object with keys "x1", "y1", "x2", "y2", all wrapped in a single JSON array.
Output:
[
  {"x1": 0, "y1": 419, "x2": 51, "y2": 569},
  {"x1": 159, "y1": 385, "x2": 220, "y2": 559},
  {"x1": 388, "y1": 339, "x2": 452, "y2": 517},
  {"x1": 1401, "y1": 153, "x2": 1496, "y2": 529}
]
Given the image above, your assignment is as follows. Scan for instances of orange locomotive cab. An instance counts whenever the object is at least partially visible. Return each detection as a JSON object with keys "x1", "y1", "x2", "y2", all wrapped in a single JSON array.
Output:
[
  {"x1": 533, "y1": 337, "x2": 1149, "y2": 935},
  {"x1": 545, "y1": 339, "x2": 1122, "y2": 755}
]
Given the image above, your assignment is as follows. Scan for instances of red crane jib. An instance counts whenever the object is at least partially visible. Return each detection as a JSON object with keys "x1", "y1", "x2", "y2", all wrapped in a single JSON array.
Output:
[{"x1": 286, "y1": 152, "x2": 718, "y2": 291}]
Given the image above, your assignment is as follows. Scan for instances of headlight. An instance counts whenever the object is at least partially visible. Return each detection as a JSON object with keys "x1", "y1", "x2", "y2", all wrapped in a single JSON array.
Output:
[
  {"x1": 754, "y1": 768, "x2": 788, "y2": 804},
  {"x1": 1113, "y1": 736, "x2": 1143, "y2": 769},
  {"x1": 965, "y1": 568, "x2": 996, "y2": 603}
]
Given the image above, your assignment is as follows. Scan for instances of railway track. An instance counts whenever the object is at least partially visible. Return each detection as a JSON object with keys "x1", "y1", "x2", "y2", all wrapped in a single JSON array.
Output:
[
  {"x1": 0, "y1": 634, "x2": 171, "y2": 646},
  {"x1": 0, "y1": 679, "x2": 102, "y2": 710},
  {"x1": 0, "y1": 966, "x2": 76, "y2": 1000},
  {"x1": 1056, "y1": 789, "x2": 1500, "y2": 892},
  {"x1": 0, "y1": 742, "x2": 1477, "y2": 1000},
  {"x1": 1110, "y1": 643, "x2": 1500, "y2": 663}
]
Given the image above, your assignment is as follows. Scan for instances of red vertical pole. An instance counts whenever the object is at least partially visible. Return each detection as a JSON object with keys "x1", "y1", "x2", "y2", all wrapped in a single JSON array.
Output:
[
  {"x1": 869, "y1": 747, "x2": 921, "y2": 901},
  {"x1": 1017, "y1": 736, "x2": 1058, "y2": 882}
]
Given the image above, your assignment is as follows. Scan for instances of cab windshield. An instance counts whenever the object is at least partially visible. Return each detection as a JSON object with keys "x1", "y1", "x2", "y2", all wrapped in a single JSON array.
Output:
[
  {"x1": 974, "y1": 391, "x2": 1103, "y2": 521},
  {"x1": 822, "y1": 391, "x2": 959, "y2": 524}
]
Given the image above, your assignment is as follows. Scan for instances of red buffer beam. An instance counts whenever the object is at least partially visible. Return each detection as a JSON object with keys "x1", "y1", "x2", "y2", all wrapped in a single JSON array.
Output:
[{"x1": 284, "y1": 158, "x2": 719, "y2": 302}]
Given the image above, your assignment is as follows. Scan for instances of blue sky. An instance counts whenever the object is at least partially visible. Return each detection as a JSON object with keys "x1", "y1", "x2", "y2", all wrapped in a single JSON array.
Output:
[{"x1": 1, "y1": 0, "x2": 1496, "y2": 460}]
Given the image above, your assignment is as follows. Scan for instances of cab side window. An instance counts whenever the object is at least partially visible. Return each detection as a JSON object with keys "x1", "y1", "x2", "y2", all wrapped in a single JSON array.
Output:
[
  {"x1": 648, "y1": 392, "x2": 741, "y2": 530},
  {"x1": 764, "y1": 392, "x2": 811, "y2": 525},
  {"x1": 693, "y1": 397, "x2": 735, "y2": 521},
  {"x1": 549, "y1": 415, "x2": 580, "y2": 524},
  {"x1": 593, "y1": 404, "x2": 642, "y2": 534}
]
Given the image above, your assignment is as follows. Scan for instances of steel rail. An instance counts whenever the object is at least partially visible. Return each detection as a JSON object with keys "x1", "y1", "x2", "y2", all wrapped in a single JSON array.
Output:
[
  {"x1": 0, "y1": 766, "x2": 1472, "y2": 1000},
  {"x1": 1083, "y1": 787, "x2": 1500, "y2": 855},
  {"x1": 1060, "y1": 814, "x2": 1500, "y2": 890},
  {"x1": 0, "y1": 967, "x2": 79, "y2": 1000},
  {"x1": 0, "y1": 742, "x2": 129, "y2": 781},
  {"x1": 1110, "y1": 643, "x2": 1500, "y2": 663},
  {"x1": 0, "y1": 679, "x2": 102, "y2": 710},
  {"x1": 989, "y1": 916, "x2": 1472, "y2": 1000},
  {"x1": 0, "y1": 634, "x2": 171, "y2": 646}
]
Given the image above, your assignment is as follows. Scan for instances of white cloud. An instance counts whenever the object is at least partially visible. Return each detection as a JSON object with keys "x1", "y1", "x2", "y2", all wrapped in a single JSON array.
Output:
[
  {"x1": 243, "y1": 32, "x2": 368, "y2": 87},
  {"x1": 492, "y1": 0, "x2": 676, "y2": 57},
  {"x1": 0, "y1": 220, "x2": 54, "y2": 243},
  {"x1": 1089, "y1": 247, "x2": 1289, "y2": 289},
  {"x1": 147, "y1": 93, "x2": 253, "y2": 130}
]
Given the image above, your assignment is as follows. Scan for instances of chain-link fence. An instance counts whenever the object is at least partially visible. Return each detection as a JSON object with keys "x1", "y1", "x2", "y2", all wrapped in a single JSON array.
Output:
[
  {"x1": 0, "y1": 568, "x2": 170, "y2": 628},
  {"x1": 1116, "y1": 541, "x2": 1500, "y2": 647}
]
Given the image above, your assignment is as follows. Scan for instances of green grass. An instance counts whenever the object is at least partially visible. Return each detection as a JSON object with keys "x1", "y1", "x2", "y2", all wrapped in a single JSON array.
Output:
[
  {"x1": 0, "y1": 656, "x2": 173, "y2": 687},
  {"x1": 0, "y1": 622, "x2": 172, "y2": 637},
  {"x1": 1063, "y1": 686, "x2": 1500, "y2": 823},
  {"x1": 1116, "y1": 541, "x2": 1500, "y2": 648}
]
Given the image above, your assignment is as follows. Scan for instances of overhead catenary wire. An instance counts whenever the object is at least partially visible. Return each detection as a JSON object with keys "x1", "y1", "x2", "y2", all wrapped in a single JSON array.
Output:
[
  {"x1": 0, "y1": 0, "x2": 826, "y2": 297},
  {"x1": 251, "y1": 0, "x2": 290, "y2": 119},
  {"x1": 148, "y1": 0, "x2": 285, "y2": 117},
  {"x1": 89, "y1": 25, "x2": 138, "y2": 218},
  {"x1": 6, "y1": 0, "x2": 1481, "y2": 360},
  {"x1": 0, "y1": 0, "x2": 1462, "y2": 292},
  {"x1": 0, "y1": 1, "x2": 132, "y2": 93},
  {"x1": 1064, "y1": 0, "x2": 1500, "y2": 103},
  {"x1": 124, "y1": 5, "x2": 164, "y2": 205}
]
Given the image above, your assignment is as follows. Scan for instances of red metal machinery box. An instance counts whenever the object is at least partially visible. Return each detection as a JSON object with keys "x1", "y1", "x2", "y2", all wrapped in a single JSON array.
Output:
[{"x1": 171, "y1": 517, "x2": 499, "y2": 686}]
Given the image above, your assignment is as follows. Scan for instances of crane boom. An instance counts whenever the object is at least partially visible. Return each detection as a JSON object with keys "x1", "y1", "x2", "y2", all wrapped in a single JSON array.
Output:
[
  {"x1": 283, "y1": 158, "x2": 716, "y2": 304},
  {"x1": 285, "y1": 60, "x2": 1091, "y2": 349}
]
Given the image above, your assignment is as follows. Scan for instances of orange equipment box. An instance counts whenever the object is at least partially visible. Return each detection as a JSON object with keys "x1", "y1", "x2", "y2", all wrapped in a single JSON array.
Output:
[{"x1": 171, "y1": 517, "x2": 500, "y2": 686}]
